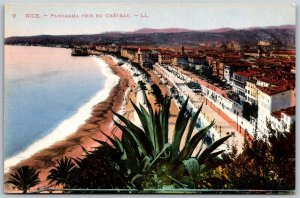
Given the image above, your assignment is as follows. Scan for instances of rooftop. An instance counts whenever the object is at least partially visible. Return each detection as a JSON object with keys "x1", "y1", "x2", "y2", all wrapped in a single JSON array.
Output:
[
  {"x1": 282, "y1": 106, "x2": 296, "y2": 116},
  {"x1": 271, "y1": 106, "x2": 295, "y2": 120},
  {"x1": 257, "y1": 83, "x2": 294, "y2": 96},
  {"x1": 122, "y1": 46, "x2": 139, "y2": 50},
  {"x1": 271, "y1": 50, "x2": 296, "y2": 55},
  {"x1": 234, "y1": 69, "x2": 261, "y2": 78},
  {"x1": 224, "y1": 61, "x2": 250, "y2": 67},
  {"x1": 244, "y1": 50, "x2": 259, "y2": 54},
  {"x1": 257, "y1": 72, "x2": 295, "y2": 85},
  {"x1": 271, "y1": 110, "x2": 282, "y2": 120}
]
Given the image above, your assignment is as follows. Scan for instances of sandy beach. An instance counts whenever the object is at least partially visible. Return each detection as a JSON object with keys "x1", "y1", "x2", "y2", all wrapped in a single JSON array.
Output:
[
  {"x1": 4, "y1": 54, "x2": 137, "y2": 193},
  {"x1": 4, "y1": 54, "x2": 183, "y2": 193}
]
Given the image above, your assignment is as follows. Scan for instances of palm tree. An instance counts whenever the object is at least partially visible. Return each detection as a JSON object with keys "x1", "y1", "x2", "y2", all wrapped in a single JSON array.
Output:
[
  {"x1": 47, "y1": 157, "x2": 76, "y2": 187},
  {"x1": 92, "y1": 92, "x2": 231, "y2": 189},
  {"x1": 6, "y1": 166, "x2": 40, "y2": 193}
]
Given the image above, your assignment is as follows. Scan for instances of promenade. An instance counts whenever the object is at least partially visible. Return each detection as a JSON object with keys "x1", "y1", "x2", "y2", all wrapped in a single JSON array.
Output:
[
  {"x1": 162, "y1": 64, "x2": 255, "y2": 140},
  {"x1": 154, "y1": 64, "x2": 246, "y2": 153}
]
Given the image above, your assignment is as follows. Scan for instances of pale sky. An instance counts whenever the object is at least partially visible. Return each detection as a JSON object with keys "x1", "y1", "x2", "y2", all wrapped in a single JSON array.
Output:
[{"x1": 4, "y1": 3, "x2": 296, "y2": 37}]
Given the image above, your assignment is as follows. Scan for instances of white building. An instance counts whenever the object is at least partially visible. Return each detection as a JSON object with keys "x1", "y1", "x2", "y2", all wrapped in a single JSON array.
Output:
[
  {"x1": 257, "y1": 85, "x2": 293, "y2": 135},
  {"x1": 271, "y1": 106, "x2": 295, "y2": 132}
]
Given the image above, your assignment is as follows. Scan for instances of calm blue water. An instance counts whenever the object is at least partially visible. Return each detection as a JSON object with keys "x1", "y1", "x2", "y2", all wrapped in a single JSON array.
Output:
[{"x1": 4, "y1": 46, "x2": 105, "y2": 159}]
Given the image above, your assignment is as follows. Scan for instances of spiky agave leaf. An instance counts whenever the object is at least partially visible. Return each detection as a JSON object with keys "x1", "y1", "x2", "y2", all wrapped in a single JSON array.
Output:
[
  {"x1": 141, "y1": 156, "x2": 152, "y2": 172},
  {"x1": 90, "y1": 136, "x2": 127, "y2": 160},
  {"x1": 114, "y1": 119, "x2": 152, "y2": 160},
  {"x1": 131, "y1": 174, "x2": 143, "y2": 188},
  {"x1": 79, "y1": 145, "x2": 90, "y2": 156},
  {"x1": 139, "y1": 104, "x2": 157, "y2": 153},
  {"x1": 198, "y1": 134, "x2": 232, "y2": 163},
  {"x1": 130, "y1": 99, "x2": 153, "y2": 144},
  {"x1": 90, "y1": 137, "x2": 111, "y2": 149},
  {"x1": 133, "y1": 91, "x2": 156, "y2": 151},
  {"x1": 208, "y1": 150, "x2": 225, "y2": 159},
  {"x1": 171, "y1": 97, "x2": 191, "y2": 160},
  {"x1": 113, "y1": 114, "x2": 154, "y2": 158},
  {"x1": 176, "y1": 121, "x2": 215, "y2": 164},
  {"x1": 148, "y1": 143, "x2": 171, "y2": 169},
  {"x1": 185, "y1": 103, "x2": 203, "y2": 145},
  {"x1": 183, "y1": 158, "x2": 199, "y2": 181},
  {"x1": 98, "y1": 129, "x2": 121, "y2": 150},
  {"x1": 154, "y1": 111, "x2": 164, "y2": 151},
  {"x1": 142, "y1": 90, "x2": 154, "y2": 118},
  {"x1": 159, "y1": 96, "x2": 171, "y2": 146},
  {"x1": 121, "y1": 133, "x2": 140, "y2": 175}
]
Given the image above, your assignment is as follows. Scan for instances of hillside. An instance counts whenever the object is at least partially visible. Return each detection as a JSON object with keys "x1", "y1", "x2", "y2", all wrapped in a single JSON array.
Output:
[{"x1": 4, "y1": 25, "x2": 295, "y2": 49}]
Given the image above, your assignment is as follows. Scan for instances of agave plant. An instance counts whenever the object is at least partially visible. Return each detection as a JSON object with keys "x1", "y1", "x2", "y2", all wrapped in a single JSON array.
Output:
[
  {"x1": 6, "y1": 166, "x2": 40, "y2": 193},
  {"x1": 47, "y1": 157, "x2": 76, "y2": 188},
  {"x1": 92, "y1": 92, "x2": 231, "y2": 189}
]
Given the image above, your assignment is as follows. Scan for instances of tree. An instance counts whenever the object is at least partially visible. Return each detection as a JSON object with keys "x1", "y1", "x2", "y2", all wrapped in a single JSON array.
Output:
[
  {"x1": 199, "y1": 64, "x2": 213, "y2": 78},
  {"x1": 65, "y1": 145, "x2": 129, "y2": 192},
  {"x1": 268, "y1": 122, "x2": 295, "y2": 190},
  {"x1": 138, "y1": 80, "x2": 147, "y2": 90},
  {"x1": 242, "y1": 102, "x2": 258, "y2": 121},
  {"x1": 6, "y1": 166, "x2": 40, "y2": 193},
  {"x1": 219, "y1": 123, "x2": 295, "y2": 191},
  {"x1": 47, "y1": 157, "x2": 76, "y2": 187},
  {"x1": 151, "y1": 83, "x2": 163, "y2": 105}
]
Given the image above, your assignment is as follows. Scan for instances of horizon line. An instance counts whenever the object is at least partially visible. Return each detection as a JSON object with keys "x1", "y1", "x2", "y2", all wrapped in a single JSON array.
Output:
[{"x1": 5, "y1": 24, "x2": 295, "y2": 38}]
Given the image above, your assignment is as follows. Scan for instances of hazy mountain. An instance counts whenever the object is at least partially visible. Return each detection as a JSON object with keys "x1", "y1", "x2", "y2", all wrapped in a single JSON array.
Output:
[
  {"x1": 4, "y1": 25, "x2": 295, "y2": 49},
  {"x1": 207, "y1": 28, "x2": 235, "y2": 33},
  {"x1": 130, "y1": 28, "x2": 194, "y2": 34},
  {"x1": 245, "y1": 24, "x2": 295, "y2": 31}
]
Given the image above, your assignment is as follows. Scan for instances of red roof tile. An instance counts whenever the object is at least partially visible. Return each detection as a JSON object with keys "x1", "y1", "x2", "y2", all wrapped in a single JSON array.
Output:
[
  {"x1": 234, "y1": 69, "x2": 261, "y2": 78},
  {"x1": 272, "y1": 106, "x2": 295, "y2": 119},
  {"x1": 271, "y1": 111, "x2": 282, "y2": 120},
  {"x1": 257, "y1": 84, "x2": 293, "y2": 96}
]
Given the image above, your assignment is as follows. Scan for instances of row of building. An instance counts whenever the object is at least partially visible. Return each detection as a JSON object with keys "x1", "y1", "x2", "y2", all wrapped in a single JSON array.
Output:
[
  {"x1": 94, "y1": 43, "x2": 295, "y2": 135},
  {"x1": 231, "y1": 67, "x2": 295, "y2": 134}
]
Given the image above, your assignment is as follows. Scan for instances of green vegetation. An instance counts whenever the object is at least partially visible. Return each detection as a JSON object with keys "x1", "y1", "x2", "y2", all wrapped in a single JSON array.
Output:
[
  {"x1": 151, "y1": 83, "x2": 164, "y2": 105},
  {"x1": 138, "y1": 80, "x2": 147, "y2": 90},
  {"x1": 130, "y1": 62, "x2": 151, "y2": 78},
  {"x1": 64, "y1": 146, "x2": 129, "y2": 192},
  {"x1": 87, "y1": 92, "x2": 231, "y2": 190},
  {"x1": 6, "y1": 94, "x2": 295, "y2": 193},
  {"x1": 6, "y1": 166, "x2": 40, "y2": 193},
  {"x1": 47, "y1": 157, "x2": 76, "y2": 187},
  {"x1": 242, "y1": 102, "x2": 258, "y2": 121},
  {"x1": 216, "y1": 123, "x2": 295, "y2": 191}
]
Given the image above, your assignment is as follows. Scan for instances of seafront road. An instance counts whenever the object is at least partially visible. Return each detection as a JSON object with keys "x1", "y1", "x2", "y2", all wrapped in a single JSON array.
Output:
[{"x1": 154, "y1": 64, "x2": 246, "y2": 153}]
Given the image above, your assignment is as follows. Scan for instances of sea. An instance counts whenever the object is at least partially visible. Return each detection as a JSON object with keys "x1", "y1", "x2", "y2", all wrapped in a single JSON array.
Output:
[{"x1": 4, "y1": 46, "x2": 119, "y2": 172}]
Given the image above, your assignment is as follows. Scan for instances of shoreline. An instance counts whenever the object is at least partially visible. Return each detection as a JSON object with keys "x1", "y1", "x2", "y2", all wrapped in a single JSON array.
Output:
[
  {"x1": 4, "y1": 54, "x2": 135, "y2": 193},
  {"x1": 4, "y1": 56, "x2": 119, "y2": 173}
]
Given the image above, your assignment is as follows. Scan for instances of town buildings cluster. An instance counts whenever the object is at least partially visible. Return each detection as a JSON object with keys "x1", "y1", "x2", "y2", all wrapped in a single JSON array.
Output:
[{"x1": 94, "y1": 42, "x2": 295, "y2": 138}]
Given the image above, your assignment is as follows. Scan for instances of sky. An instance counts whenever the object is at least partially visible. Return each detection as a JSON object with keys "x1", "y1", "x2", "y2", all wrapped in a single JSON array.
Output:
[{"x1": 4, "y1": 2, "x2": 296, "y2": 37}]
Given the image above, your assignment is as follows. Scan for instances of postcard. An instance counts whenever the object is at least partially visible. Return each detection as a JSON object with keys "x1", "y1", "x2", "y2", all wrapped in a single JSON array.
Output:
[{"x1": 4, "y1": 2, "x2": 295, "y2": 194}]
